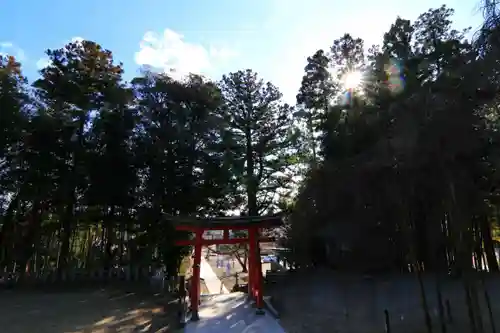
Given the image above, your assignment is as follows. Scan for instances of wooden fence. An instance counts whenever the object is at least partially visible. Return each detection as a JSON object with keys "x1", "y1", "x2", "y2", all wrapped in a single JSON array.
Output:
[{"x1": 0, "y1": 266, "x2": 179, "y2": 293}]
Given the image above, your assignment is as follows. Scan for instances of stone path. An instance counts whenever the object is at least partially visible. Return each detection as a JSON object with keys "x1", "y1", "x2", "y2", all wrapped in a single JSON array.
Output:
[
  {"x1": 185, "y1": 292, "x2": 286, "y2": 333},
  {"x1": 187, "y1": 249, "x2": 286, "y2": 332},
  {"x1": 200, "y1": 254, "x2": 229, "y2": 294}
]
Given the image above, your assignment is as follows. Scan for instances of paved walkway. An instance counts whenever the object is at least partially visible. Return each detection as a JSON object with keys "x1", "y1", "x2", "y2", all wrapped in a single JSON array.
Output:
[
  {"x1": 185, "y1": 292, "x2": 286, "y2": 333},
  {"x1": 200, "y1": 252, "x2": 229, "y2": 294}
]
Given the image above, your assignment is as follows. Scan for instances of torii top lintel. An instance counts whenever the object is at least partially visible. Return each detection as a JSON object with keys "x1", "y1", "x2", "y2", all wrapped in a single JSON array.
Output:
[{"x1": 167, "y1": 213, "x2": 284, "y2": 231}]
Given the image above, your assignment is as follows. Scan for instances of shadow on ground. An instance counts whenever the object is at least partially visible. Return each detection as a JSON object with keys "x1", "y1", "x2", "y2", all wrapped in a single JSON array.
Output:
[
  {"x1": 266, "y1": 270, "x2": 500, "y2": 333},
  {"x1": 0, "y1": 288, "x2": 178, "y2": 333},
  {"x1": 184, "y1": 293, "x2": 285, "y2": 333}
]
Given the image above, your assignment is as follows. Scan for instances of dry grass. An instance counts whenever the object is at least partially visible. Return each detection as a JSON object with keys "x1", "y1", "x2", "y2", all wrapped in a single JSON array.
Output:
[
  {"x1": 493, "y1": 225, "x2": 500, "y2": 243},
  {"x1": 0, "y1": 288, "x2": 178, "y2": 333},
  {"x1": 178, "y1": 256, "x2": 192, "y2": 277}
]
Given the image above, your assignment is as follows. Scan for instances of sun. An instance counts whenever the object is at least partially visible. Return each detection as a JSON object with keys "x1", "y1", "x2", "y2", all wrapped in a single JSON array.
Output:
[{"x1": 342, "y1": 71, "x2": 363, "y2": 90}]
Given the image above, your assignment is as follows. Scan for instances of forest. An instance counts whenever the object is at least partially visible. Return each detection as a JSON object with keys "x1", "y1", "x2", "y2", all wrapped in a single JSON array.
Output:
[{"x1": 1, "y1": 3, "x2": 500, "y2": 286}]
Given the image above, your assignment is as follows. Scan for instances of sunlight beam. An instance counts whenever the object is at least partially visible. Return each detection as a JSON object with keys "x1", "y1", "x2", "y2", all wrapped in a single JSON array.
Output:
[{"x1": 342, "y1": 71, "x2": 363, "y2": 90}]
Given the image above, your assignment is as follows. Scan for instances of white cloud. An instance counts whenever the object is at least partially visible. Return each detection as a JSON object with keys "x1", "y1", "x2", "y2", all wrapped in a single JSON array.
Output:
[
  {"x1": 35, "y1": 36, "x2": 86, "y2": 70},
  {"x1": 209, "y1": 46, "x2": 239, "y2": 60},
  {"x1": 71, "y1": 36, "x2": 84, "y2": 44},
  {"x1": 0, "y1": 42, "x2": 26, "y2": 62},
  {"x1": 36, "y1": 57, "x2": 51, "y2": 70},
  {"x1": 134, "y1": 28, "x2": 238, "y2": 80}
]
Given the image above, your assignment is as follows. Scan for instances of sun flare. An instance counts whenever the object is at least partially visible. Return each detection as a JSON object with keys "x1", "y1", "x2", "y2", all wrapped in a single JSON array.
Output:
[{"x1": 342, "y1": 71, "x2": 363, "y2": 90}]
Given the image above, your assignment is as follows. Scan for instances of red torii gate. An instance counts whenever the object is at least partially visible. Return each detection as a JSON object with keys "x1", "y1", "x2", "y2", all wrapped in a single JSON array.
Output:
[{"x1": 171, "y1": 214, "x2": 283, "y2": 321}]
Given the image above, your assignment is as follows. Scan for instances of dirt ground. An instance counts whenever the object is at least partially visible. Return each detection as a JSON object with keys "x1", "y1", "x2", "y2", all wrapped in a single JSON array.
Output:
[
  {"x1": 0, "y1": 288, "x2": 178, "y2": 333},
  {"x1": 267, "y1": 270, "x2": 500, "y2": 333}
]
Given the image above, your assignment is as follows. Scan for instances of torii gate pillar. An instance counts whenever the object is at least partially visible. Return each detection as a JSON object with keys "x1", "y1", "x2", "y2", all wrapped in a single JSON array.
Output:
[
  {"x1": 250, "y1": 226, "x2": 265, "y2": 314},
  {"x1": 190, "y1": 229, "x2": 203, "y2": 321}
]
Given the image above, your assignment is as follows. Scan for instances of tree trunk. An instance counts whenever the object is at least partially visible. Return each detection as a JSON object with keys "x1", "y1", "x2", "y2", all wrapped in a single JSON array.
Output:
[
  {"x1": 0, "y1": 193, "x2": 20, "y2": 271},
  {"x1": 104, "y1": 206, "x2": 115, "y2": 272},
  {"x1": 307, "y1": 115, "x2": 317, "y2": 167},
  {"x1": 57, "y1": 199, "x2": 75, "y2": 280},
  {"x1": 18, "y1": 201, "x2": 43, "y2": 282},
  {"x1": 85, "y1": 227, "x2": 94, "y2": 270},
  {"x1": 245, "y1": 130, "x2": 258, "y2": 216},
  {"x1": 119, "y1": 213, "x2": 125, "y2": 265},
  {"x1": 233, "y1": 246, "x2": 248, "y2": 273},
  {"x1": 434, "y1": 211, "x2": 448, "y2": 333},
  {"x1": 481, "y1": 215, "x2": 499, "y2": 272},
  {"x1": 400, "y1": 175, "x2": 433, "y2": 333},
  {"x1": 416, "y1": 261, "x2": 433, "y2": 333},
  {"x1": 447, "y1": 175, "x2": 484, "y2": 333}
]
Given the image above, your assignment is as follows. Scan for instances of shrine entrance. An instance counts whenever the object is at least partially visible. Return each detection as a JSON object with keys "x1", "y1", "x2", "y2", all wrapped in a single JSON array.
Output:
[{"x1": 170, "y1": 214, "x2": 283, "y2": 321}]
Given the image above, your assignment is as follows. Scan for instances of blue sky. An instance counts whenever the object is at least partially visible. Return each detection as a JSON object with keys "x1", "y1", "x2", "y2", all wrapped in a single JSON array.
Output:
[{"x1": 0, "y1": 0, "x2": 483, "y2": 103}]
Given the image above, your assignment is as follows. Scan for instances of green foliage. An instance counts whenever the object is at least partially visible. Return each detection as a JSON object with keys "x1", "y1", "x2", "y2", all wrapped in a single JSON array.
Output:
[
  {"x1": 218, "y1": 69, "x2": 301, "y2": 215},
  {"x1": 0, "y1": 44, "x2": 298, "y2": 278}
]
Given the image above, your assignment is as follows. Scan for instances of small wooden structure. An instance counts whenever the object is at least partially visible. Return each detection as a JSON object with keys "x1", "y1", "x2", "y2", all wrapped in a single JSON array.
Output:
[{"x1": 171, "y1": 214, "x2": 283, "y2": 321}]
